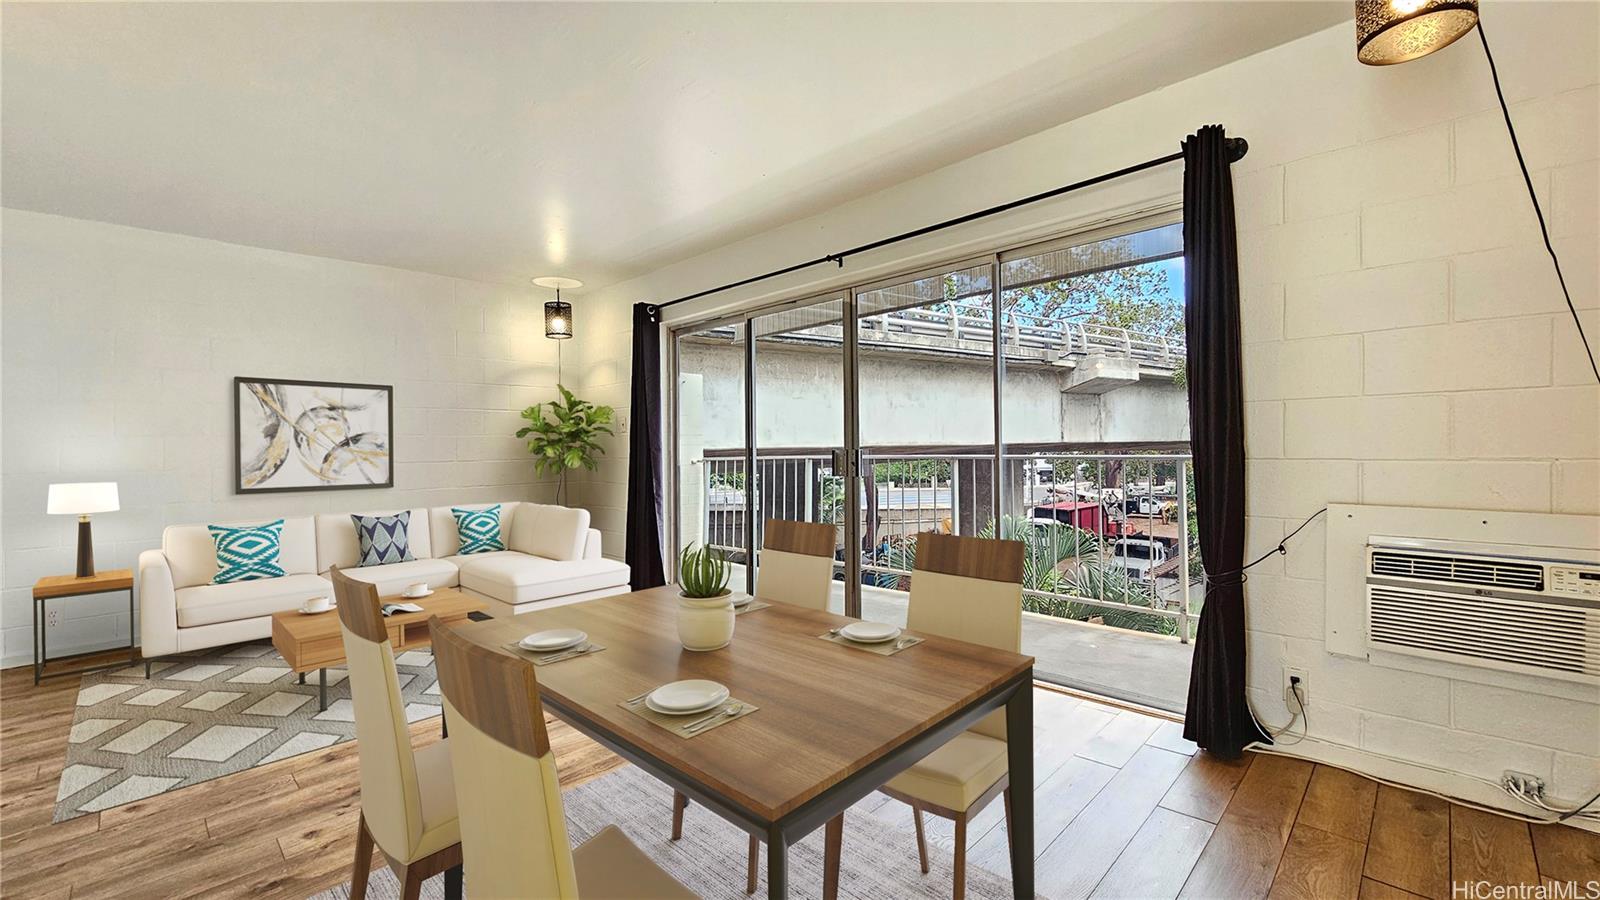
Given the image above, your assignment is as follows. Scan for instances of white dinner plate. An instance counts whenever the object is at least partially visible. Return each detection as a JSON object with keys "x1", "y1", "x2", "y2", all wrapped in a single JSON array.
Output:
[
  {"x1": 731, "y1": 594, "x2": 753, "y2": 608},
  {"x1": 647, "y1": 680, "x2": 730, "y2": 714},
  {"x1": 839, "y1": 621, "x2": 901, "y2": 644},
  {"x1": 521, "y1": 629, "x2": 587, "y2": 652}
]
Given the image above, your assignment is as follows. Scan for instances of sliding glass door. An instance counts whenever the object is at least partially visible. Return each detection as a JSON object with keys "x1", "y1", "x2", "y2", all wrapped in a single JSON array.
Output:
[
  {"x1": 750, "y1": 296, "x2": 853, "y2": 613},
  {"x1": 669, "y1": 213, "x2": 1198, "y2": 713}
]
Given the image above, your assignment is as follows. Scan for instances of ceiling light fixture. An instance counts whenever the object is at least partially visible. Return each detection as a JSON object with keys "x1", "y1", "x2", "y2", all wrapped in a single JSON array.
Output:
[
  {"x1": 1356, "y1": 0, "x2": 1478, "y2": 65},
  {"x1": 534, "y1": 276, "x2": 582, "y2": 340}
]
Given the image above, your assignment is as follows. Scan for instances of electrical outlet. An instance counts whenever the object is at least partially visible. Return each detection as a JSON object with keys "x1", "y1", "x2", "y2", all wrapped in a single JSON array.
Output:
[
  {"x1": 1503, "y1": 771, "x2": 1546, "y2": 799},
  {"x1": 1282, "y1": 666, "x2": 1309, "y2": 711},
  {"x1": 616, "y1": 413, "x2": 628, "y2": 434},
  {"x1": 46, "y1": 609, "x2": 61, "y2": 628}
]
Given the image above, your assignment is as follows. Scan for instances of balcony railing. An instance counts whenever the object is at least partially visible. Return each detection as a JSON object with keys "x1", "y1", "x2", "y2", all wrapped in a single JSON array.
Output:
[
  {"x1": 687, "y1": 304, "x2": 1184, "y2": 369},
  {"x1": 685, "y1": 449, "x2": 1199, "y2": 641}
]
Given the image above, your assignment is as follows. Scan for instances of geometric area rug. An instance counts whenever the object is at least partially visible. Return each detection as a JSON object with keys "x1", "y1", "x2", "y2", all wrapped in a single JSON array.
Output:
[
  {"x1": 53, "y1": 639, "x2": 441, "y2": 823},
  {"x1": 308, "y1": 763, "x2": 1041, "y2": 900}
]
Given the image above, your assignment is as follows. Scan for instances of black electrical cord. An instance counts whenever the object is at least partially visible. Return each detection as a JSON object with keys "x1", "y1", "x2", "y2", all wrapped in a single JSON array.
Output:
[
  {"x1": 1556, "y1": 788, "x2": 1600, "y2": 822},
  {"x1": 1205, "y1": 507, "x2": 1329, "y2": 587},
  {"x1": 1478, "y1": 22, "x2": 1600, "y2": 384}
]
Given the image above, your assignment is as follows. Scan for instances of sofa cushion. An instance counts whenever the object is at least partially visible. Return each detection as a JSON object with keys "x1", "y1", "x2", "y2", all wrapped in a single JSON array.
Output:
[
  {"x1": 337, "y1": 559, "x2": 460, "y2": 597},
  {"x1": 455, "y1": 553, "x2": 630, "y2": 606},
  {"x1": 507, "y1": 504, "x2": 590, "y2": 562},
  {"x1": 354, "y1": 511, "x2": 416, "y2": 566},
  {"x1": 175, "y1": 573, "x2": 332, "y2": 628},
  {"x1": 430, "y1": 502, "x2": 518, "y2": 557},
  {"x1": 165, "y1": 516, "x2": 317, "y2": 589},
  {"x1": 452, "y1": 505, "x2": 506, "y2": 554},
  {"x1": 315, "y1": 508, "x2": 433, "y2": 573},
  {"x1": 207, "y1": 519, "x2": 286, "y2": 584}
]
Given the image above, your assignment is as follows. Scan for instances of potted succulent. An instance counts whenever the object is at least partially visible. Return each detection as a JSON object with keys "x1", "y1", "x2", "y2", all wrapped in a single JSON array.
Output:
[{"x1": 676, "y1": 542, "x2": 735, "y2": 651}]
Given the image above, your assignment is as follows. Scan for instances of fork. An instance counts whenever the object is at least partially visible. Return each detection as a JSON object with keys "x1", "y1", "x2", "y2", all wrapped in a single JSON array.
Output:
[{"x1": 541, "y1": 643, "x2": 593, "y2": 664}]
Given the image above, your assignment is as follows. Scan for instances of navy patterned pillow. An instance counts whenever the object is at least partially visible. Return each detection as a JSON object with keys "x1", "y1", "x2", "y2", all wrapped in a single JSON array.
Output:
[{"x1": 352, "y1": 511, "x2": 415, "y2": 567}]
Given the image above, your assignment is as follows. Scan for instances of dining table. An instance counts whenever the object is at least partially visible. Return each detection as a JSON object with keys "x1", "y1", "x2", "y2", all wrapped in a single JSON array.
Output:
[{"x1": 448, "y1": 585, "x2": 1035, "y2": 900}]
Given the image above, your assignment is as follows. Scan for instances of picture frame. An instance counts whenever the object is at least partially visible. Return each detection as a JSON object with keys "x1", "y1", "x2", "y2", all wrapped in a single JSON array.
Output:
[{"x1": 233, "y1": 376, "x2": 395, "y2": 494}]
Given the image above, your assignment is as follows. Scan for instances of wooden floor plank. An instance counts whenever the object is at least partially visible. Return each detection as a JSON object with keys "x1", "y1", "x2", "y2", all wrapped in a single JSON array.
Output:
[
  {"x1": 1530, "y1": 821, "x2": 1600, "y2": 884},
  {"x1": 1077, "y1": 711, "x2": 1163, "y2": 768},
  {"x1": 1036, "y1": 745, "x2": 1192, "y2": 899},
  {"x1": 1364, "y1": 786, "x2": 1451, "y2": 899},
  {"x1": 969, "y1": 755, "x2": 1118, "y2": 876},
  {"x1": 1145, "y1": 720, "x2": 1199, "y2": 757},
  {"x1": 1268, "y1": 823, "x2": 1367, "y2": 900},
  {"x1": 1450, "y1": 804, "x2": 1540, "y2": 889},
  {"x1": 1296, "y1": 765, "x2": 1378, "y2": 844},
  {"x1": 1359, "y1": 877, "x2": 1432, "y2": 900},
  {"x1": 1160, "y1": 751, "x2": 1254, "y2": 823},
  {"x1": 1176, "y1": 753, "x2": 1314, "y2": 899},
  {"x1": 1089, "y1": 807, "x2": 1214, "y2": 899}
]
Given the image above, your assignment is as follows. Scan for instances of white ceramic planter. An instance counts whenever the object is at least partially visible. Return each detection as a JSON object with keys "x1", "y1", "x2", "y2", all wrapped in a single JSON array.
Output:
[{"x1": 677, "y1": 592, "x2": 735, "y2": 651}]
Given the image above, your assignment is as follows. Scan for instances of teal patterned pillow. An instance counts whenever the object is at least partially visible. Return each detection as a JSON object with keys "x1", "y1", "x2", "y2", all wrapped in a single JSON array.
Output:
[
  {"x1": 452, "y1": 505, "x2": 505, "y2": 555},
  {"x1": 208, "y1": 519, "x2": 286, "y2": 584}
]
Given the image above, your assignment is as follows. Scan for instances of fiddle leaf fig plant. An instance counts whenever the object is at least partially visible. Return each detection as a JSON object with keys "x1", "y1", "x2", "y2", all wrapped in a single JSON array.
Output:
[
  {"x1": 677, "y1": 542, "x2": 732, "y2": 598},
  {"x1": 515, "y1": 384, "x2": 614, "y2": 505}
]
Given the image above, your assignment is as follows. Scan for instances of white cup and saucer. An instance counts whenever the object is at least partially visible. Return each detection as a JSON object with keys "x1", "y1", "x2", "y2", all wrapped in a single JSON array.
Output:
[
  {"x1": 300, "y1": 596, "x2": 333, "y2": 615},
  {"x1": 401, "y1": 582, "x2": 433, "y2": 600}
]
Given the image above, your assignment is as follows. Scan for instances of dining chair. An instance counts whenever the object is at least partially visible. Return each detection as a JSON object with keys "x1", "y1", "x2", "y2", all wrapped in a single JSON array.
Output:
[
  {"x1": 880, "y1": 531, "x2": 1025, "y2": 900},
  {"x1": 428, "y1": 616, "x2": 697, "y2": 899},
  {"x1": 331, "y1": 567, "x2": 463, "y2": 900},
  {"x1": 670, "y1": 517, "x2": 839, "y2": 894}
]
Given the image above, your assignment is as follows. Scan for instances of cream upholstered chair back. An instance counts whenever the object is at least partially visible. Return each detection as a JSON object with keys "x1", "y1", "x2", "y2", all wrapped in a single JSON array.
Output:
[
  {"x1": 430, "y1": 618, "x2": 581, "y2": 899},
  {"x1": 755, "y1": 519, "x2": 838, "y2": 611},
  {"x1": 908, "y1": 532, "x2": 1025, "y2": 741},
  {"x1": 332, "y1": 568, "x2": 427, "y2": 861}
]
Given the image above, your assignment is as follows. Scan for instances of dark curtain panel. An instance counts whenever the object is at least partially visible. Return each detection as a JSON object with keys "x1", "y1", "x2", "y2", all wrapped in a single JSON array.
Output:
[
  {"x1": 625, "y1": 302, "x2": 668, "y2": 590},
  {"x1": 1181, "y1": 125, "x2": 1270, "y2": 756}
]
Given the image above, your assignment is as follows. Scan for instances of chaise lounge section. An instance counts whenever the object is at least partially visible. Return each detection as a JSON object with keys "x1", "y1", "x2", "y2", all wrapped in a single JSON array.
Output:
[{"x1": 138, "y1": 501, "x2": 629, "y2": 664}]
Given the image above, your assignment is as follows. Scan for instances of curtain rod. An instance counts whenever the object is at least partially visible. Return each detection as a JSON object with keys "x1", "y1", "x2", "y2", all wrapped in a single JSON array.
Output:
[{"x1": 650, "y1": 135, "x2": 1248, "y2": 314}]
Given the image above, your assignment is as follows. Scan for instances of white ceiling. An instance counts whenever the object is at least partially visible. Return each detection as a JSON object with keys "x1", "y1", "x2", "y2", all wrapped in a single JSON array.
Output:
[{"x1": 3, "y1": 2, "x2": 1347, "y2": 291}]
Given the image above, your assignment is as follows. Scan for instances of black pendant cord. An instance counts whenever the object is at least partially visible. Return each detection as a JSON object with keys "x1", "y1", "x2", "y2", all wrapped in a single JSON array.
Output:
[
  {"x1": 1478, "y1": 22, "x2": 1599, "y2": 384},
  {"x1": 1204, "y1": 507, "x2": 1328, "y2": 588},
  {"x1": 650, "y1": 137, "x2": 1247, "y2": 314}
]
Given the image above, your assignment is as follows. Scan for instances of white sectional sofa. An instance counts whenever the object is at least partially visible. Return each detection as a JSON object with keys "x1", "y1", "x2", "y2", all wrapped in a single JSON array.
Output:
[{"x1": 137, "y1": 501, "x2": 630, "y2": 663}]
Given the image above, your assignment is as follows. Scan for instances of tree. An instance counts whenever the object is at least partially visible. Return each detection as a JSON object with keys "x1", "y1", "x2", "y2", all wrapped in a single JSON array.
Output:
[{"x1": 1006, "y1": 261, "x2": 1184, "y2": 337}]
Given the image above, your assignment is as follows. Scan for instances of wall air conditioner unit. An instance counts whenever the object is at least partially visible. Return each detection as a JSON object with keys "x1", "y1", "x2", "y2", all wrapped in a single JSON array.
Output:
[{"x1": 1364, "y1": 538, "x2": 1600, "y2": 686}]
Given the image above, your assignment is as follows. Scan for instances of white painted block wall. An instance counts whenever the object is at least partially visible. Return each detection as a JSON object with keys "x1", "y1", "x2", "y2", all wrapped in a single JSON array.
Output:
[
  {"x1": 1, "y1": 210, "x2": 560, "y2": 667},
  {"x1": 568, "y1": 6, "x2": 1600, "y2": 812}
]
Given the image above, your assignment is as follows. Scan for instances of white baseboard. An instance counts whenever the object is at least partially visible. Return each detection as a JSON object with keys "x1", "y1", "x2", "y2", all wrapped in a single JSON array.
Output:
[{"x1": 1253, "y1": 736, "x2": 1600, "y2": 835}]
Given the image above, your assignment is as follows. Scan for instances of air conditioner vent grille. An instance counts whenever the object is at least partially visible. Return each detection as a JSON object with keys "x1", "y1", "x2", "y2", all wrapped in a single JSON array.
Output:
[
  {"x1": 1368, "y1": 585, "x2": 1600, "y2": 683},
  {"x1": 1370, "y1": 549, "x2": 1544, "y2": 592}
]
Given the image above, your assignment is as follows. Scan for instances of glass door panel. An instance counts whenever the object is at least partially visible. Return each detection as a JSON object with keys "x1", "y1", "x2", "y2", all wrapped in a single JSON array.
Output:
[
  {"x1": 996, "y1": 218, "x2": 1195, "y2": 713},
  {"x1": 751, "y1": 297, "x2": 851, "y2": 614},
  {"x1": 674, "y1": 319, "x2": 747, "y2": 585},
  {"x1": 853, "y1": 260, "x2": 997, "y2": 628}
]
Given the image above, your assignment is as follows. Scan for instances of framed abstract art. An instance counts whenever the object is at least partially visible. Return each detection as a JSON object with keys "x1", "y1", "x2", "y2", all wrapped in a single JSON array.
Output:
[{"x1": 234, "y1": 377, "x2": 394, "y2": 494}]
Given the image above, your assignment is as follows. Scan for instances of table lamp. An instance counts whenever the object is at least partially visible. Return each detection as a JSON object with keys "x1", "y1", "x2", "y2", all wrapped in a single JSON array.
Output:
[{"x1": 47, "y1": 482, "x2": 119, "y2": 577}]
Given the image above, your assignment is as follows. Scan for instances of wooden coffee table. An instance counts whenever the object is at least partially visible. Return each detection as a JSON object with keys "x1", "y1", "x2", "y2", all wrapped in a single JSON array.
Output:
[{"x1": 271, "y1": 586, "x2": 488, "y2": 710}]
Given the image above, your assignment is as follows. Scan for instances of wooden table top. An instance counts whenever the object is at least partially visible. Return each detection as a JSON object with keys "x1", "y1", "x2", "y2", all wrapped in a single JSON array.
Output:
[
  {"x1": 34, "y1": 569, "x2": 134, "y2": 599},
  {"x1": 451, "y1": 586, "x2": 1034, "y2": 822},
  {"x1": 271, "y1": 587, "x2": 486, "y2": 642}
]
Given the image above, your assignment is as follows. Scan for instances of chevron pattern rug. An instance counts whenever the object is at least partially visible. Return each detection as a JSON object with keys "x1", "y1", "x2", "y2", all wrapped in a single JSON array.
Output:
[{"x1": 52, "y1": 640, "x2": 441, "y2": 822}]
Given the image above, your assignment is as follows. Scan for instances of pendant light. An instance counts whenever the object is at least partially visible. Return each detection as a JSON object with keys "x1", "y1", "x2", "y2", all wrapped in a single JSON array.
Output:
[
  {"x1": 1356, "y1": 0, "x2": 1479, "y2": 65},
  {"x1": 534, "y1": 276, "x2": 582, "y2": 340}
]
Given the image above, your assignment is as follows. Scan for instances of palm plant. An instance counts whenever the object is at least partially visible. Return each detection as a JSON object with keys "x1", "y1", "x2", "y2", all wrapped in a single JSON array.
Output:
[{"x1": 515, "y1": 385, "x2": 614, "y2": 505}]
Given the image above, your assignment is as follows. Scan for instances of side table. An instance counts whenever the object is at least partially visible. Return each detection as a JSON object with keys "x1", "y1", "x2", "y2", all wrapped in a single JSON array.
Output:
[{"x1": 33, "y1": 569, "x2": 137, "y2": 685}]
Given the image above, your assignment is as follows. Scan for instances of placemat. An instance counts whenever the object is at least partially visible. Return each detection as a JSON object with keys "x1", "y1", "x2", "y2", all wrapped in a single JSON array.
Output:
[
  {"x1": 735, "y1": 599, "x2": 773, "y2": 615},
  {"x1": 503, "y1": 641, "x2": 607, "y2": 666},
  {"x1": 817, "y1": 631, "x2": 925, "y2": 656},
  {"x1": 619, "y1": 694, "x2": 759, "y2": 738}
]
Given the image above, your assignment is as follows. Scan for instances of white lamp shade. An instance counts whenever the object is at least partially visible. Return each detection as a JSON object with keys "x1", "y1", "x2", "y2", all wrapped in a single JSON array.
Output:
[{"x1": 47, "y1": 482, "x2": 120, "y2": 516}]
